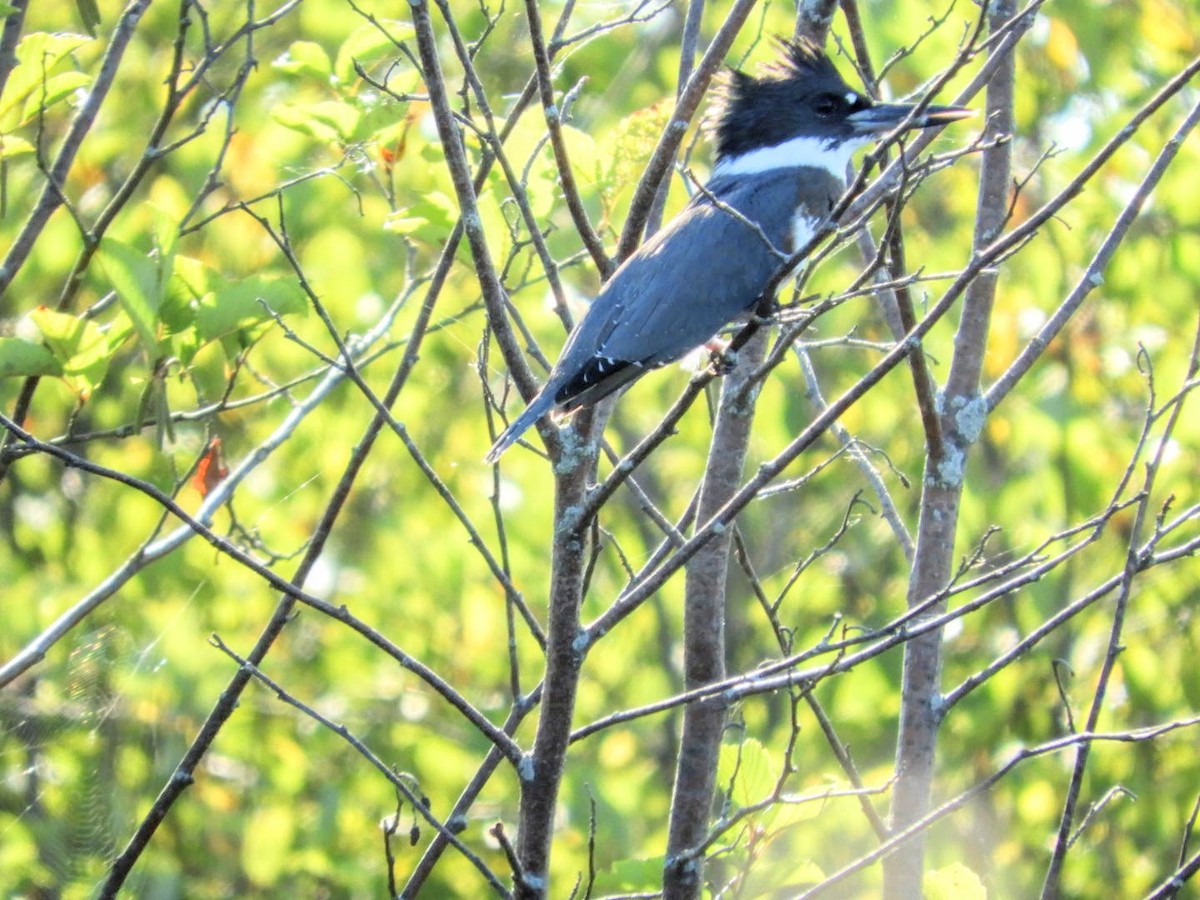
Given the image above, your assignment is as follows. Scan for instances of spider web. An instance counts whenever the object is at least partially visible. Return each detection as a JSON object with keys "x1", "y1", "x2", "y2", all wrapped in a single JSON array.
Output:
[{"x1": 1, "y1": 623, "x2": 170, "y2": 893}]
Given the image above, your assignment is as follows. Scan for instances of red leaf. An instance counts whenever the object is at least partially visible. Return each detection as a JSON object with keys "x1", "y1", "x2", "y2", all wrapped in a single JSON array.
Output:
[{"x1": 192, "y1": 438, "x2": 228, "y2": 497}]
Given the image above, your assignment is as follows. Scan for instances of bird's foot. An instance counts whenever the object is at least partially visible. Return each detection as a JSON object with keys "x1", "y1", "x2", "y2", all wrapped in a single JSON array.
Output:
[{"x1": 704, "y1": 338, "x2": 738, "y2": 375}]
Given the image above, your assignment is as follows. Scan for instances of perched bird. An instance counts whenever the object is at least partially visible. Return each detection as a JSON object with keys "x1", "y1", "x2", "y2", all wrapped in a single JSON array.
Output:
[{"x1": 485, "y1": 37, "x2": 970, "y2": 463}]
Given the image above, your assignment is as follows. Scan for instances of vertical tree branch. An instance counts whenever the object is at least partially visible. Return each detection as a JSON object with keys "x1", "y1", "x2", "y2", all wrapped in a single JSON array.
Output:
[
  {"x1": 415, "y1": 6, "x2": 606, "y2": 892},
  {"x1": 512, "y1": 449, "x2": 594, "y2": 897},
  {"x1": 662, "y1": 331, "x2": 768, "y2": 899},
  {"x1": 884, "y1": 0, "x2": 1015, "y2": 895},
  {"x1": 795, "y1": 0, "x2": 838, "y2": 43},
  {"x1": 662, "y1": 13, "x2": 835, "y2": 896}
]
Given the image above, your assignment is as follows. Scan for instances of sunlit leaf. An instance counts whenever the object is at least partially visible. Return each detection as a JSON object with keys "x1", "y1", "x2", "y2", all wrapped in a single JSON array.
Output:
[
  {"x1": 0, "y1": 337, "x2": 62, "y2": 377},
  {"x1": 154, "y1": 253, "x2": 210, "y2": 356},
  {"x1": 766, "y1": 793, "x2": 830, "y2": 830},
  {"x1": 0, "y1": 134, "x2": 33, "y2": 159},
  {"x1": 153, "y1": 204, "x2": 180, "y2": 262},
  {"x1": 598, "y1": 856, "x2": 662, "y2": 892},
  {"x1": 333, "y1": 20, "x2": 414, "y2": 84},
  {"x1": 168, "y1": 254, "x2": 211, "y2": 300},
  {"x1": 560, "y1": 124, "x2": 599, "y2": 188},
  {"x1": 1045, "y1": 18, "x2": 1080, "y2": 73},
  {"x1": 97, "y1": 238, "x2": 162, "y2": 355},
  {"x1": 926, "y1": 862, "x2": 987, "y2": 900},
  {"x1": 28, "y1": 306, "x2": 110, "y2": 396},
  {"x1": 19, "y1": 70, "x2": 91, "y2": 122},
  {"x1": 1139, "y1": 0, "x2": 1196, "y2": 54},
  {"x1": 606, "y1": 101, "x2": 672, "y2": 198},
  {"x1": 272, "y1": 99, "x2": 360, "y2": 143},
  {"x1": 196, "y1": 277, "x2": 306, "y2": 342},
  {"x1": 272, "y1": 40, "x2": 332, "y2": 80},
  {"x1": 381, "y1": 214, "x2": 426, "y2": 235},
  {"x1": 384, "y1": 191, "x2": 457, "y2": 242},
  {"x1": 0, "y1": 32, "x2": 90, "y2": 122},
  {"x1": 717, "y1": 738, "x2": 779, "y2": 807},
  {"x1": 740, "y1": 855, "x2": 825, "y2": 897}
]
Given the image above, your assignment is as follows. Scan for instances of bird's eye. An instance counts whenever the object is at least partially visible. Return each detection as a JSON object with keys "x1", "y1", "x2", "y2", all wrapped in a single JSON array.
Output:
[{"x1": 813, "y1": 94, "x2": 842, "y2": 116}]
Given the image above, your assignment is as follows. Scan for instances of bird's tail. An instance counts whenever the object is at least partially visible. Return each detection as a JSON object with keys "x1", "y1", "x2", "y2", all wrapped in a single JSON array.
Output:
[{"x1": 484, "y1": 391, "x2": 555, "y2": 464}]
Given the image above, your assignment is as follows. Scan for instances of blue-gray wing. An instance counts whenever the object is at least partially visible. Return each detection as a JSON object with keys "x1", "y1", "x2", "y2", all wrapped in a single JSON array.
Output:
[{"x1": 550, "y1": 167, "x2": 839, "y2": 411}]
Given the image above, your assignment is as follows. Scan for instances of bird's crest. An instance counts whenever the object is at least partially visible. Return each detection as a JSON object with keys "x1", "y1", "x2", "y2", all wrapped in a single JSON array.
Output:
[
  {"x1": 708, "y1": 36, "x2": 847, "y2": 159},
  {"x1": 763, "y1": 36, "x2": 842, "y2": 83}
]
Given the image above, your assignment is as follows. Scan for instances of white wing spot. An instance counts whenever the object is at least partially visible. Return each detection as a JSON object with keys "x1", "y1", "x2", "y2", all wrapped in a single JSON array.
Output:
[
  {"x1": 783, "y1": 214, "x2": 821, "y2": 282},
  {"x1": 792, "y1": 214, "x2": 818, "y2": 255}
]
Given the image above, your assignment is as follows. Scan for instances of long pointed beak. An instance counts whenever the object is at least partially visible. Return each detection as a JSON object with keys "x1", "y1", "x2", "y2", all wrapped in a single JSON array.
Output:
[{"x1": 848, "y1": 102, "x2": 974, "y2": 135}]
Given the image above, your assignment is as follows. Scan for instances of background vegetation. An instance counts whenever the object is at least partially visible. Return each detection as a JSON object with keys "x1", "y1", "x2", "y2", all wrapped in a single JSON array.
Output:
[{"x1": 0, "y1": 0, "x2": 1198, "y2": 897}]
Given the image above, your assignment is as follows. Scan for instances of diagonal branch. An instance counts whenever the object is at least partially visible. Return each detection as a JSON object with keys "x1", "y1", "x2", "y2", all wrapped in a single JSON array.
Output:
[{"x1": 0, "y1": 0, "x2": 152, "y2": 298}]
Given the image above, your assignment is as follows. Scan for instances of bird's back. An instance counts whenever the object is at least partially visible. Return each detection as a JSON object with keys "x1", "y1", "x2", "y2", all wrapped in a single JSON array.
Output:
[{"x1": 549, "y1": 165, "x2": 842, "y2": 414}]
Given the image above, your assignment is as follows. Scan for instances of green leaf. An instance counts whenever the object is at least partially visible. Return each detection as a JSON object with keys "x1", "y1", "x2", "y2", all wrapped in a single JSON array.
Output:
[
  {"x1": 718, "y1": 738, "x2": 779, "y2": 807},
  {"x1": 333, "y1": 20, "x2": 414, "y2": 84},
  {"x1": 0, "y1": 32, "x2": 91, "y2": 123},
  {"x1": 28, "y1": 307, "x2": 110, "y2": 397},
  {"x1": 272, "y1": 100, "x2": 360, "y2": 143},
  {"x1": 381, "y1": 214, "x2": 426, "y2": 235},
  {"x1": 19, "y1": 70, "x2": 90, "y2": 122},
  {"x1": 598, "y1": 856, "x2": 663, "y2": 892},
  {"x1": 0, "y1": 337, "x2": 62, "y2": 377},
  {"x1": 196, "y1": 277, "x2": 306, "y2": 342},
  {"x1": 156, "y1": 291, "x2": 192, "y2": 343},
  {"x1": 74, "y1": 0, "x2": 102, "y2": 37},
  {"x1": 273, "y1": 40, "x2": 332, "y2": 80},
  {"x1": 160, "y1": 255, "x2": 211, "y2": 361},
  {"x1": 384, "y1": 191, "x2": 457, "y2": 242},
  {"x1": 153, "y1": 204, "x2": 181, "y2": 262},
  {"x1": 97, "y1": 238, "x2": 162, "y2": 355},
  {"x1": 0, "y1": 134, "x2": 33, "y2": 160},
  {"x1": 168, "y1": 322, "x2": 203, "y2": 367},
  {"x1": 560, "y1": 123, "x2": 599, "y2": 186},
  {"x1": 168, "y1": 254, "x2": 211, "y2": 299},
  {"x1": 134, "y1": 370, "x2": 175, "y2": 449}
]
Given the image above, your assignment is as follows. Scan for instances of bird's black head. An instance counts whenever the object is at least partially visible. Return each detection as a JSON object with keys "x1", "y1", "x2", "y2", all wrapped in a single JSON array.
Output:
[{"x1": 711, "y1": 37, "x2": 971, "y2": 163}]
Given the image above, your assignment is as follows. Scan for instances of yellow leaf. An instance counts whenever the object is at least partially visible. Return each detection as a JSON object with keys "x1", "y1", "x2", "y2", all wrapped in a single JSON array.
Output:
[
  {"x1": 242, "y1": 805, "x2": 296, "y2": 886},
  {"x1": 925, "y1": 861, "x2": 987, "y2": 900},
  {"x1": 1045, "y1": 18, "x2": 1080, "y2": 74}
]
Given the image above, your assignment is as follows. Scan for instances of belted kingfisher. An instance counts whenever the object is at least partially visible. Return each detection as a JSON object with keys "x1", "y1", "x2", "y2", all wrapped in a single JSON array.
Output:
[{"x1": 485, "y1": 37, "x2": 969, "y2": 463}]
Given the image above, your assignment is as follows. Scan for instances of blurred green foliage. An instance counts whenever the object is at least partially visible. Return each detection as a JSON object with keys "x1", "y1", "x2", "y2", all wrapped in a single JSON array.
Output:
[{"x1": 0, "y1": 0, "x2": 1198, "y2": 896}]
